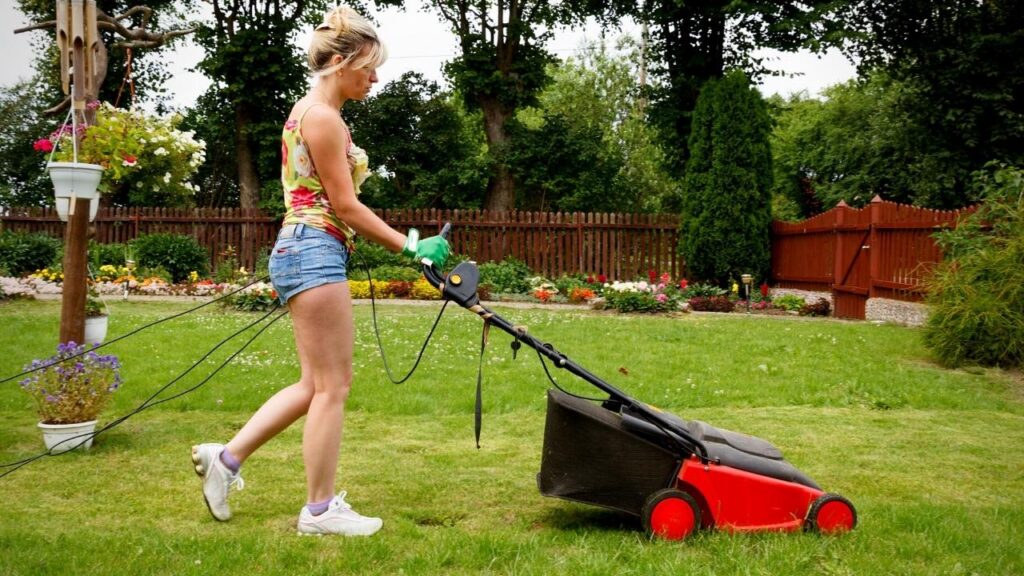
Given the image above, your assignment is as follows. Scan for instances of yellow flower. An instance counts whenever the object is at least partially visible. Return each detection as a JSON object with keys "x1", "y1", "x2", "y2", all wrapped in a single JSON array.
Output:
[{"x1": 731, "y1": 282, "x2": 739, "y2": 294}]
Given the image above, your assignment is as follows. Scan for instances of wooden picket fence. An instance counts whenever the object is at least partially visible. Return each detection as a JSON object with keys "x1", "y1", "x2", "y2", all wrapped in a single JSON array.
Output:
[
  {"x1": 0, "y1": 207, "x2": 681, "y2": 280},
  {"x1": 771, "y1": 196, "x2": 975, "y2": 319}
]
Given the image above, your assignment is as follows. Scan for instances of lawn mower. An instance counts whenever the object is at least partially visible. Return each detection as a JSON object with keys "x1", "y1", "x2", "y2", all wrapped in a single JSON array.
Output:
[{"x1": 419, "y1": 225, "x2": 857, "y2": 540}]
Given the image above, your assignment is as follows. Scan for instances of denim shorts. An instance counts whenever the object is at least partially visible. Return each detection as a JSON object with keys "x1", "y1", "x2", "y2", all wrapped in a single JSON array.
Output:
[{"x1": 268, "y1": 223, "x2": 349, "y2": 304}]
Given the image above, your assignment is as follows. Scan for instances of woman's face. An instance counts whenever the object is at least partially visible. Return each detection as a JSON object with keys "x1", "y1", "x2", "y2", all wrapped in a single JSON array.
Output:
[{"x1": 340, "y1": 46, "x2": 380, "y2": 102}]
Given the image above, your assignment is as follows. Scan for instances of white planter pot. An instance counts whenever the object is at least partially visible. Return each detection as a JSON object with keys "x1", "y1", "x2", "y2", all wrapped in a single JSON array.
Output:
[
  {"x1": 47, "y1": 162, "x2": 103, "y2": 222},
  {"x1": 84, "y1": 315, "x2": 109, "y2": 344},
  {"x1": 38, "y1": 420, "x2": 97, "y2": 453}
]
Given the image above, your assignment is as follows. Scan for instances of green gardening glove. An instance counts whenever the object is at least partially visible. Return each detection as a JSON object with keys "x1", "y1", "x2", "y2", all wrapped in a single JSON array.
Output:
[{"x1": 402, "y1": 228, "x2": 451, "y2": 267}]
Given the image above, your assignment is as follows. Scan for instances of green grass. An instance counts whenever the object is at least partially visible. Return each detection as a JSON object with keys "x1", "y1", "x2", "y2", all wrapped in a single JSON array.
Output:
[{"x1": 1, "y1": 299, "x2": 1022, "y2": 575}]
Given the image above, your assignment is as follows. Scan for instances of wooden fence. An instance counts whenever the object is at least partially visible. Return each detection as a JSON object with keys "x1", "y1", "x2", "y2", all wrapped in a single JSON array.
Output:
[
  {"x1": 0, "y1": 207, "x2": 682, "y2": 280},
  {"x1": 771, "y1": 196, "x2": 975, "y2": 319}
]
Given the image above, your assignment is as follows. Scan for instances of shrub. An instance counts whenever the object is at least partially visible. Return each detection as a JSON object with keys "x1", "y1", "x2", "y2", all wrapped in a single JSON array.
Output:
[
  {"x1": 772, "y1": 294, "x2": 806, "y2": 312},
  {"x1": 554, "y1": 274, "x2": 587, "y2": 296},
  {"x1": 924, "y1": 165, "x2": 1024, "y2": 368},
  {"x1": 351, "y1": 237, "x2": 407, "y2": 269},
  {"x1": 681, "y1": 282, "x2": 727, "y2": 299},
  {"x1": 88, "y1": 241, "x2": 129, "y2": 269},
  {"x1": 369, "y1": 265, "x2": 421, "y2": 282},
  {"x1": 799, "y1": 298, "x2": 831, "y2": 317},
  {"x1": 0, "y1": 231, "x2": 61, "y2": 277},
  {"x1": 226, "y1": 282, "x2": 277, "y2": 312},
  {"x1": 132, "y1": 233, "x2": 209, "y2": 283},
  {"x1": 410, "y1": 278, "x2": 441, "y2": 300},
  {"x1": 478, "y1": 257, "x2": 532, "y2": 294},
  {"x1": 688, "y1": 295, "x2": 735, "y2": 312},
  {"x1": 604, "y1": 281, "x2": 678, "y2": 313}
]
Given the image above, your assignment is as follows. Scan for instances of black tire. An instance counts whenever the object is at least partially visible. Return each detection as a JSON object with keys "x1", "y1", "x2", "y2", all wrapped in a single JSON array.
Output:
[
  {"x1": 805, "y1": 493, "x2": 857, "y2": 533},
  {"x1": 642, "y1": 488, "x2": 702, "y2": 540}
]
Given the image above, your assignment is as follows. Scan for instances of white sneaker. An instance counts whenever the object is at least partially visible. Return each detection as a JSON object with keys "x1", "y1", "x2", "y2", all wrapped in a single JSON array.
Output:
[
  {"x1": 297, "y1": 491, "x2": 383, "y2": 536},
  {"x1": 191, "y1": 443, "x2": 245, "y2": 521}
]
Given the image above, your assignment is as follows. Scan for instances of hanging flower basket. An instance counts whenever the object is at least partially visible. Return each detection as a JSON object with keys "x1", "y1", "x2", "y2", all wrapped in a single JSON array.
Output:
[{"x1": 47, "y1": 161, "x2": 103, "y2": 222}]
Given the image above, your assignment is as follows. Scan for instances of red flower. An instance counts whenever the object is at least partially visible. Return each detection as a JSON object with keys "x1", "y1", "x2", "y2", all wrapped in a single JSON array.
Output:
[
  {"x1": 586, "y1": 275, "x2": 595, "y2": 284},
  {"x1": 660, "y1": 272, "x2": 670, "y2": 285},
  {"x1": 289, "y1": 186, "x2": 315, "y2": 209},
  {"x1": 678, "y1": 278, "x2": 689, "y2": 290},
  {"x1": 33, "y1": 138, "x2": 54, "y2": 153},
  {"x1": 598, "y1": 274, "x2": 607, "y2": 283},
  {"x1": 648, "y1": 269, "x2": 657, "y2": 283},
  {"x1": 760, "y1": 282, "x2": 770, "y2": 298}
]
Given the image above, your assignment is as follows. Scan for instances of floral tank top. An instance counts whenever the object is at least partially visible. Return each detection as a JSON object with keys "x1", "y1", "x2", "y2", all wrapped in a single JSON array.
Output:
[{"x1": 280, "y1": 104, "x2": 369, "y2": 246}]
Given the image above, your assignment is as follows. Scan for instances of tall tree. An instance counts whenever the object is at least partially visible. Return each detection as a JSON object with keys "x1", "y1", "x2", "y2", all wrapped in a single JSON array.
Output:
[
  {"x1": 432, "y1": 0, "x2": 630, "y2": 211},
  {"x1": 189, "y1": 0, "x2": 325, "y2": 209},
  {"x1": 344, "y1": 72, "x2": 488, "y2": 208},
  {"x1": 643, "y1": 0, "x2": 841, "y2": 176},
  {"x1": 680, "y1": 70, "x2": 773, "y2": 285},
  {"x1": 827, "y1": 0, "x2": 1024, "y2": 208}
]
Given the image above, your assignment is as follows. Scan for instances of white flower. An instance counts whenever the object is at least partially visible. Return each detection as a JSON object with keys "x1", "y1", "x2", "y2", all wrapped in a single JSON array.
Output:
[
  {"x1": 292, "y1": 141, "x2": 314, "y2": 178},
  {"x1": 163, "y1": 172, "x2": 172, "y2": 183},
  {"x1": 154, "y1": 147, "x2": 168, "y2": 156}
]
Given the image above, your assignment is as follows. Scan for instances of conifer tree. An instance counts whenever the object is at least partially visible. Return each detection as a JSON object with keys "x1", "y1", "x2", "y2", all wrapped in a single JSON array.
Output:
[{"x1": 680, "y1": 70, "x2": 772, "y2": 285}]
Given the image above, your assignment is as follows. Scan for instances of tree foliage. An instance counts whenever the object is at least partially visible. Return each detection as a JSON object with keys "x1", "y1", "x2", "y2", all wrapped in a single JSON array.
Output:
[
  {"x1": 511, "y1": 39, "x2": 678, "y2": 213},
  {"x1": 186, "y1": 0, "x2": 325, "y2": 208},
  {"x1": 430, "y1": 0, "x2": 630, "y2": 210},
  {"x1": 825, "y1": 0, "x2": 1024, "y2": 208},
  {"x1": 680, "y1": 70, "x2": 773, "y2": 285},
  {"x1": 344, "y1": 72, "x2": 488, "y2": 209},
  {"x1": 643, "y1": 0, "x2": 841, "y2": 177}
]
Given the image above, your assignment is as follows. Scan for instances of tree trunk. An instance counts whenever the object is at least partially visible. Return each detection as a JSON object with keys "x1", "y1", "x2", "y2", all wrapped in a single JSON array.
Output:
[
  {"x1": 235, "y1": 105, "x2": 260, "y2": 209},
  {"x1": 481, "y1": 98, "x2": 515, "y2": 211}
]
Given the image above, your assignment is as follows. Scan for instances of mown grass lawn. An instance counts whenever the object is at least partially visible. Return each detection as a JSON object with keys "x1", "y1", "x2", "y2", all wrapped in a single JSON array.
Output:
[{"x1": 0, "y1": 298, "x2": 1021, "y2": 575}]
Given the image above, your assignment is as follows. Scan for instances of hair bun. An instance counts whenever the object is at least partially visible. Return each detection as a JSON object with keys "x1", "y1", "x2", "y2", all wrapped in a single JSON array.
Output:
[{"x1": 317, "y1": 6, "x2": 355, "y2": 35}]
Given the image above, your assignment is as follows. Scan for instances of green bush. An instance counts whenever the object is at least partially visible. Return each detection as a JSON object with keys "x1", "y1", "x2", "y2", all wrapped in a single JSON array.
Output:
[
  {"x1": 132, "y1": 233, "x2": 209, "y2": 283},
  {"x1": 88, "y1": 241, "x2": 129, "y2": 268},
  {"x1": 554, "y1": 274, "x2": 587, "y2": 295},
  {"x1": 478, "y1": 257, "x2": 533, "y2": 294},
  {"x1": 0, "y1": 231, "x2": 61, "y2": 277},
  {"x1": 351, "y1": 237, "x2": 407, "y2": 269},
  {"x1": 924, "y1": 166, "x2": 1024, "y2": 368},
  {"x1": 773, "y1": 294, "x2": 807, "y2": 312},
  {"x1": 371, "y1": 265, "x2": 421, "y2": 282},
  {"x1": 681, "y1": 282, "x2": 727, "y2": 299}
]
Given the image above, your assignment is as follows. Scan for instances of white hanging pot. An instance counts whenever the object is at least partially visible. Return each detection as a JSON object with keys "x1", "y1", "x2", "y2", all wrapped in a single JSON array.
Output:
[
  {"x1": 47, "y1": 162, "x2": 103, "y2": 222},
  {"x1": 84, "y1": 314, "x2": 109, "y2": 344}
]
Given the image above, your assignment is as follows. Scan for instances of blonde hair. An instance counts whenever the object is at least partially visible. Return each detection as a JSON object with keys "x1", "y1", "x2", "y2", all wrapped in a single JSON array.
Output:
[{"x1": 308, "y1": 6, "x2": 387, "y2": 76}]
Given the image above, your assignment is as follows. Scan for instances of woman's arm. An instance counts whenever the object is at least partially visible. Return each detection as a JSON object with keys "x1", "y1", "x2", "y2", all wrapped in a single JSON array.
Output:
[{"x1": 301, "y1": 105, "x2": 406, "y2": 252}]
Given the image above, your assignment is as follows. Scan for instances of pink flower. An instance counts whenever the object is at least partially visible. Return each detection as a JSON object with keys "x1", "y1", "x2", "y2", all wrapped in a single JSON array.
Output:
[
  {"x1": 284, "y1": 119, "x2": 298, "y2": 131},
  {"x1": 86, "y1": 100, "x2": 101, "y2": 110},
  {"x1": 656, "y1": 293, "x2": 668, "y2": 303},
  {"x1": 660, "y1": 272, "x2": 670, "y2": 285},
  {"x1": 33, "y1": 138, "x2": 54, "y2": 153}
]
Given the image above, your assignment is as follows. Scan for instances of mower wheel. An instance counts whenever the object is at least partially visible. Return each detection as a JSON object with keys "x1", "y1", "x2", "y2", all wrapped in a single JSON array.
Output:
[
  {"x1": 642, "y1": 489, "x2": 701, "y2": 540},
  {"x1": 805, "y1": 493, "x2": 857, "y2": 534}
]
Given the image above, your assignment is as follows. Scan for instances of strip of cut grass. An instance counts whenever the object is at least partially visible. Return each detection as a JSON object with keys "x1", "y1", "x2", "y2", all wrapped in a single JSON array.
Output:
[{"x1": 0, "y1": 299, "x2": 1021, "y2": 575}]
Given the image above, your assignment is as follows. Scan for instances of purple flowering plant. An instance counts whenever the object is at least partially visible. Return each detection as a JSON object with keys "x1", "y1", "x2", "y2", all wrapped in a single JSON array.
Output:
[{"x1": 20, "y1": 342, "x2": 121, "y2": 424}]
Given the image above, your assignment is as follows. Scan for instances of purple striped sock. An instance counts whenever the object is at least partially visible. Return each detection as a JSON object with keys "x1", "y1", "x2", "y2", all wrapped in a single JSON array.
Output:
[
  {"x1": 219, "y1": 447, "x2": 241, "y2": 474},
  {"x1": 307, "y1": 497, "x2": 333, "y2": 517}
]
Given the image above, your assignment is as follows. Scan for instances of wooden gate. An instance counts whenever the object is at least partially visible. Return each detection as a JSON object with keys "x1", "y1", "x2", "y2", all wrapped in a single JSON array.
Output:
[
  {"x1": 772, "y1": 197, "x2": 976, "y2": 320},
  {"x1": 832, "y1": 201, "x2": 872, "y2": 319}
]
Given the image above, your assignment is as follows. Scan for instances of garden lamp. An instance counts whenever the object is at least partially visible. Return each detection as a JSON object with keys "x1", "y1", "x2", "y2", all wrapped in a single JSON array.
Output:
[{"x1": 741, "y1": 274, "x2": 753, "y2": 313}]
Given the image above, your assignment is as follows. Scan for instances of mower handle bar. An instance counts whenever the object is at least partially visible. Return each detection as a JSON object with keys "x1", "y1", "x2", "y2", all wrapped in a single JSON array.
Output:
[{"x1": 419, "y1": 222, "x2": 709, "y2": 461}]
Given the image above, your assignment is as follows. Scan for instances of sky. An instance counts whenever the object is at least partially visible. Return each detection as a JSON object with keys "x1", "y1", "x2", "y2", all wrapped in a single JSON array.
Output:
[{"x1": 0, "y1": 2, "x2": 857, "y2": 112}]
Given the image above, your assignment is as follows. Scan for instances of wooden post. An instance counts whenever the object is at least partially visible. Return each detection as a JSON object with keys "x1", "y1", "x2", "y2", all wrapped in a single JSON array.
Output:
[{"x1": 57, "y1": 0, "x2": 97, "y2": 345}]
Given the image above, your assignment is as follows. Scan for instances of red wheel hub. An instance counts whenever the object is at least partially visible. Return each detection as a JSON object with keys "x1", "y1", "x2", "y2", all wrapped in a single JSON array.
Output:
[
  {"x1": 814, "y1": 499, "x2": 855, "y2": 533},
  {"x1": 649, "y1": 497, "x2": 697, "y2": 540}
]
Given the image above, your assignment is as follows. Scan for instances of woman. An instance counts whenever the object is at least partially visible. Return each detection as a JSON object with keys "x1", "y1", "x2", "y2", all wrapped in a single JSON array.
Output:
[{"x1": 190, "y1": 6, "x2": 449, "y2": 536}]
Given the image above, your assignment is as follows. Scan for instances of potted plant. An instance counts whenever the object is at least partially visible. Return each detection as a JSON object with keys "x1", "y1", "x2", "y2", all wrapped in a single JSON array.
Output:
[
  {"x1": 34, "y1": 101, "x2": 206, "y2": 221},
  {"x1": 19, "y1": 342, "x2": 122, "y2": 453},
  {"x1": 84, "y1": 290, "x2": 109, "y2": 344}
]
